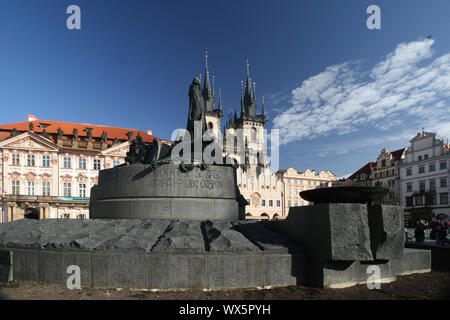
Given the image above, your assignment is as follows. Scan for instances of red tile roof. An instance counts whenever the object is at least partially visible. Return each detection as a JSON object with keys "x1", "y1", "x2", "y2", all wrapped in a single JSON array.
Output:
[
  {"x1": 347, "y1": 162, "x2": 375, "y2": 181},
  {"x1": 0, "y1": 116, "x2": 163, "y2": 147}
]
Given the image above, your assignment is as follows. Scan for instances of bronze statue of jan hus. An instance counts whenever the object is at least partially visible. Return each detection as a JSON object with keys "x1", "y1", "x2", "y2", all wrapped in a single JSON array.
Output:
[
  {"x1": 186, "y1": 77, "x2": 207, "y2": 140},
  {"x1": 124, "y1": 78, "x2": 217, "y2": 167}
]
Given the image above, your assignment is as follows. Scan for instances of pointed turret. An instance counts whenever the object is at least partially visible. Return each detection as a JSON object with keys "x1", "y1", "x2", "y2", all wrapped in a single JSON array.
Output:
[
  {"x1": 218, "y1": 88, "x2": 223, "y2": 112},
  {"x1": 243, "y1": 60, "x2": 257, "y2": 117},
  {"x1": 212, "y1": 75, "x2": 216, "y2": 107},
  {"x1": 240, "y1": 80, "x2": 245, "y2": 117},
  {"x1": 203, "y1": 51, "x2": 214, "y2": 112}
]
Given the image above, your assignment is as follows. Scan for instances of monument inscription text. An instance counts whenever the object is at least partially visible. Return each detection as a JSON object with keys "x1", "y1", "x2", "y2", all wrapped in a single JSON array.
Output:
[{"x1": 152, "y1": 166, "x2": 223, "y2": 190}]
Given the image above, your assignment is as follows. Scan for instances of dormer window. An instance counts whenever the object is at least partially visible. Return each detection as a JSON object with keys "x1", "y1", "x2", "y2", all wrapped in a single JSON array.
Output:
[{"x1": 39, "y1": 123, "x2": 50, "y2": 129}]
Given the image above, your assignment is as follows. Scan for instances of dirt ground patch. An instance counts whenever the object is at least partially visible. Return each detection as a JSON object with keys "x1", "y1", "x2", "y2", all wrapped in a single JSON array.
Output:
[{"x1": 0, "y1": 271, "x2": 449, "y2": 300}]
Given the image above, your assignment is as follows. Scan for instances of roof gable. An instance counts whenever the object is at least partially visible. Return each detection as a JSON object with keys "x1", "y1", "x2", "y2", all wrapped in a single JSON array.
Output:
[{"x1": 0, "y1": 132, "x2": 59, "y2": 151}]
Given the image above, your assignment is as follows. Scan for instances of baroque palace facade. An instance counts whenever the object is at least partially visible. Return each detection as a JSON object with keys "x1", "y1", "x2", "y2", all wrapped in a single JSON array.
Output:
[{"x1": 0, "y1": 115, "x2": 158, "y2": 222}]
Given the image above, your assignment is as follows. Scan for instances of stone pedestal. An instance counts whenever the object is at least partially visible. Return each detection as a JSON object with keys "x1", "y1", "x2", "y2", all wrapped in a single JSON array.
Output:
[
  {"x1": 368, "y1": 204, "x2": 404, "y2": 260},
  {"x1": 271, "y1": 203, "x2": 373, "y2": 261},
  {"x1": 90, "y1": 164, "x2": 242, "y2": 221}
]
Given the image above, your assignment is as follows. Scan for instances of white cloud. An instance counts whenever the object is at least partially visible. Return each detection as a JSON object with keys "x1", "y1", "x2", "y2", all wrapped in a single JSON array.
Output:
[
  {"x1": 313, "y1": 130, "x2": 416, "y2": 158},
  {"x1": 272, "y1": 39, "x2": 450, "y2": 145}
]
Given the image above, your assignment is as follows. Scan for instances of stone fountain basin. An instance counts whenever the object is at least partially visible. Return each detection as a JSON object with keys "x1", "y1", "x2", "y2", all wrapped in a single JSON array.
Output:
[{"x1": 300, "y1": 186, "x2": 389, "y2": 204}]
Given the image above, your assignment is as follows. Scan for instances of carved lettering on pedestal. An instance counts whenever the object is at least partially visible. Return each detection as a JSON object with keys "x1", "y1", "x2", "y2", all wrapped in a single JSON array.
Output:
[{"x1": 152, "y1": 167, "x2": 224, "y2": 190}]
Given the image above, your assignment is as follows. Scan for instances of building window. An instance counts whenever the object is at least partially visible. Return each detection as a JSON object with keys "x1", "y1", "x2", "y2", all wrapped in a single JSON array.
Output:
[
  {"x1": 246, "y1": 198, "x2": 251, "y2": 206},
  {"x1": 251, "y1": 127, "x2": 257, "y2": 142},
  {"x1": 425, "y1": 193, "x2": 436, "y2": 205},
  {"x1": 406, "y1": 168, "x2": 412, "y2": 176},
  {"x1": 440, "y1": 193, "x2": 448, "y2": 205},
  {"x1": 405, "y1": 197, "x2": 413, "y2": 207},
  {"x1": 375, "y1": 173, "x2": 378, "y2": 179},
  {"x1": 78, "y1": 214, "x2": 85, "y2": 219},
  {"x1": 440, "y1": 161, "x2": 447, "y2": 170},
  {"x1": 276, "y1": 200, "x2": 281, "y2": 207},
  {"x1": 440, "y1": 177, "x2": 447, "y2": 188},
  {"x1": 415, "y1": 196, "x2": 423, "y2": 206},
  {"x1": 419, "y1": 181, "x2": 425, "y2": 192},
  {"x1": 42, "y1": 181, "x2": 51, "y2": 196},
  {"x1": 419, "y1": 166, "x2": 425, "y2": 174},
  {"x1": 63, "y1": 182, "x2": 72, "y2": 197},
  {"x1": 300, "y1": 201, "x2": 304, "y2": 206},
  {"x1": 269, "y1": 200, "x2": 273, "y2": 207},
  {"x1": 308, "y1": 181, "x2": 311, "y2": 186},
  {"x1": 294, "y1": 188, "x2": 298, "y2": 195},
  {"x1": 381, "y1": 160, "x2": 386, "y2": 167},
  {"x1": 429, "y1": 179, "x2": 436, "y2": 191},
  {"x1": 11, "y1": 180, "x2": 20, "y2": 195},
  {"x1": 93, "y1": 159, "x2": 101, "y2": 170},
  {"x1": 11, "y1": 154, "x2": 20, "y2": 166},
  {"x1": 79, "y1": 183, "x2": 87, "y2": 198},
  {"x1": 113, "y1": 160, "x2": 121, "y2": 167},
  {"x1": 27, "y1": 181, "x2": 35, "y2": 195},
  {"x1": 261, "y1": 199, "x2": 266, "y2": 207},
  {"x1": 406, "y1": 183, "x2": 412, "y2": 192},
  {"x1": 424, "y1": 154, "x2": 428, "y2": 160},
  {"x1": 418, "y1": 155, "x2": 422, "y2": 161},
  {"x1": 429, "y1": 163, "x2": 436, "y2": 172},
  {"x1": 79, "y1": 158, "x2": 86, "y2": 170},
  {"x1": 294, "y1": 201, "x2": 298, "y2": 206},
  {"x1": 287, "y1": 179, "x2": 291, "y2": 184},
  {"x1": 287, "y1": 200, "x2": 291, "y2": 207},
  {"x1": 288, "y1": 188, "x2": 291, "y2": 195},
  {"x1": 62, "y1": 214, "x2": 70, "y2": 219},
  {"x1": 63, "y1": 157, "x2": 72, "y2": 169},
  {"x1": 27, "y1": 154, "x2": 35, "y2": 167},
  {"x1": 42, "y1": 155, "x2": 51, "y2": 167}
]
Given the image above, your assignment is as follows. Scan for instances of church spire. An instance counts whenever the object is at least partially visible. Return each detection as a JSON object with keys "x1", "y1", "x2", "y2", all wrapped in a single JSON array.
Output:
[
  {"x1": 243, "y1": 60, "x2": 256, "y2": 117},
  {"x1": 240, "y1": 80, "x2": 245, "y2": 117},
  {"x1": 212, "y1": 75, "x2": 216, "y2": 107},
  {"x1": 218, "y1": 88, "x2": 223, "y2": 112},
  {"x1": 203, "y1": 51, "x2": 214, "y2": 112},
  {"x1": 253, "y1": 81, "x2": 257, "y2": 106}
]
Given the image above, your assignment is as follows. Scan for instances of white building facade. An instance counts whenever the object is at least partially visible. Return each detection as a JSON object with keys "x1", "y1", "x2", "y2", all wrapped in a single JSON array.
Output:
[{"x1": 399, "y1": 131, "x2": 449, "y2": 226}]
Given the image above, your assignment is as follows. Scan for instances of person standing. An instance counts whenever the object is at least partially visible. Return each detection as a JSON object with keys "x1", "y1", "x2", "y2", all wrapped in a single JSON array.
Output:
[{"x1": 414, "y1": 220, "x2": 425, "y2": 244}]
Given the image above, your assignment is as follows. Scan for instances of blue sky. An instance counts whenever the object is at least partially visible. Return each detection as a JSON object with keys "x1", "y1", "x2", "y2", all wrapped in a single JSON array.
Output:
[{"x1": 0, "y1": 0, "x2": 449, "y2": 177}]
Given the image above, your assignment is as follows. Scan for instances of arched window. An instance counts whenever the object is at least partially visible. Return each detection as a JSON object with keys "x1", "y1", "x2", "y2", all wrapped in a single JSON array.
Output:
[
  {"x1": 208, "y1": 122, "x2": 213, "y2": 129},
  {"x1": 261, "y1": 213, "x2": 270, "y2": 220},
  {"x1": 251, "y1": 127, "x2": 257, "y2": 141}
]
